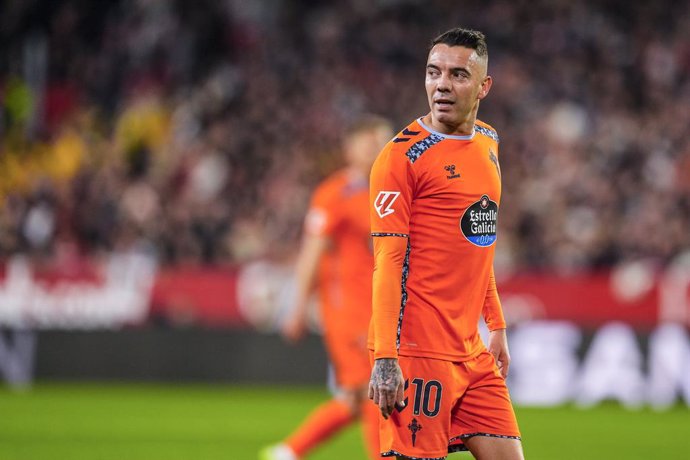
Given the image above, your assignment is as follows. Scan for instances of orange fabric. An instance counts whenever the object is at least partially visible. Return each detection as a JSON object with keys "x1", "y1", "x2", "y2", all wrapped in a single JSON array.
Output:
[
  {"x1": 369, "y1": 236, "x2": 408, "y2": 359},
  {"x1": 369, "y1": 118, "x2": 505, "y2": 361},
  {"x1": 378, "y1": 351, "x2": 520, "y2": 459},
  {"x1": 305, "y1": 168, "x2": 373, "y2": 387},
  {"x1": 285, "y1": 399, "x2": 355, "y2": 457},
  {"x1": 322, "y1": 323, "x2": 372, "y2": 388}
]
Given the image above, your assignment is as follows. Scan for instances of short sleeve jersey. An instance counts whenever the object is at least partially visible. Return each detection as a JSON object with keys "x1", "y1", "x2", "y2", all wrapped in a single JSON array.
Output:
[
  {"x1": 368, "y1": 117, "x2": 503, "y2": 361},
  {"x1": 305, "y1": 169, "x2": 373, "y2": 330}
]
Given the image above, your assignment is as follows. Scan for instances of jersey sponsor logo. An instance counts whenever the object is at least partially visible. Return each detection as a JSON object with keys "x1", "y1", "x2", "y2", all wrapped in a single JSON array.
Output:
[
  {"x1": 460, "y1": 194, "x2": 498, "y2": 247},
  {"x1": 444, "y1": 164, "x2": 461, "y2": 179},
  {"x1": 374, "y1": 191, "x2": 400, "y2": 218}
]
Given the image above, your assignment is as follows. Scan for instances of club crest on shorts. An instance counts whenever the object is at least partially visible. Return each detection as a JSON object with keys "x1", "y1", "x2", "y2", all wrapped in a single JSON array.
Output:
[
  {"x1": 408, "y1": 418, "x2": 422, "y2": 446},
  {"x1": 460, "y1": 194, "x2": 498, "y2": 247}
]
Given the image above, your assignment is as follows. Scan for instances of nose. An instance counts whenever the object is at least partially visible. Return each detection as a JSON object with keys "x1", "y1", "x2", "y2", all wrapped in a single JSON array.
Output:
[{"x1": 436, "y1": 71, "x2": 451, "y2": 93}]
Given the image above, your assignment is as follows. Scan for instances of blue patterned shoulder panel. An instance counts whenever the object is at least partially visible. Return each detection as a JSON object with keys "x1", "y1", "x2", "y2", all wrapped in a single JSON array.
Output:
[
  {"x1": 474, "y1": 124, "x2": 499, "y2": 143},
  {"x1": 405, "y1": 133, "x2": 444, "y2": 164}
]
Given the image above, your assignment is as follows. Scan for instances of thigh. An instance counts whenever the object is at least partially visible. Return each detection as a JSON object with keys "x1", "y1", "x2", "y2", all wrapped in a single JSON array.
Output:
[
  {"x1": 462, "y1": 435, "x2": 524, "y2": 460},
  {"x1": 379, "y1": 355, "x2": 467, "y2": 460},
  {"x1": 448, "y1": 351, "x2": 521, "y2": 453}
]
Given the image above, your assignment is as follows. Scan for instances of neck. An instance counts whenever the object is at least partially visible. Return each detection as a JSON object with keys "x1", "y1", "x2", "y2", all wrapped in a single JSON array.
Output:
[{"x1": 424, "y1": 103, "x2": 480, "y2": 136}]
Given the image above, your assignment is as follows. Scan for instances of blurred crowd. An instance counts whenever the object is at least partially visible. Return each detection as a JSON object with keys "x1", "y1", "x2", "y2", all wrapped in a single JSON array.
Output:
[{"x1": 1, "y1": 0, "x2": 689, "y2": 273}]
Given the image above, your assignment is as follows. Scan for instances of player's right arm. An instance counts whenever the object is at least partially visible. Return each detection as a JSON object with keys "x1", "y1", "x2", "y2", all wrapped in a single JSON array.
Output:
[
  {"x1": 367, "y1": 145, "x2": 415, "y2": 418},
  {"x1": 368, "y1": 235, "x2": 408, "y2": 418},
  {"x1": 281, "y1": 185, "x2": 338, "y2": 343},
  {"x1": 281, "y1": 232, "x2": 330, "y2": 343}
]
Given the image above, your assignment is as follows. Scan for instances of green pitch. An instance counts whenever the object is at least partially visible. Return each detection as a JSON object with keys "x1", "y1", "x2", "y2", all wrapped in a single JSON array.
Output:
[{"x1": 0, "y1": 383, "x2": 688, "y2": 459}]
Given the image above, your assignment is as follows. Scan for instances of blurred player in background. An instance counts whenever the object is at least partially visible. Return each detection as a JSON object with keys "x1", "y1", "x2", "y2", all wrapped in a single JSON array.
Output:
[
  {"x1": 260, "y1": 115, "x2": 394, "y2": 460},
  {"x1": 367, "y1": 28, "x2": 524, "y2": 459}
]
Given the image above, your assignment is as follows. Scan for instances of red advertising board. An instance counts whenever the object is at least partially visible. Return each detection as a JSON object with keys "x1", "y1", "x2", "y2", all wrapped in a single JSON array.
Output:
[
  {"x1": 1, "y1": 257, "x2": 689, "y2": 329},
  {"x1": 499, "y1": 273, "x2": 659, "y2": 330},
  {"x1": 150, "y1": 266, "x2": 247, "y2": 327}
]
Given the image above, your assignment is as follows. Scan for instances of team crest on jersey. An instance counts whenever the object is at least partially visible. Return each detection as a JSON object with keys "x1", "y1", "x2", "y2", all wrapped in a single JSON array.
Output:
[
  {"x1": 374, "y1": 191, "x2": 400, "y2": 218},
  {"x1": 460, "y1": 194, "x2": 498, "y2": 247}
]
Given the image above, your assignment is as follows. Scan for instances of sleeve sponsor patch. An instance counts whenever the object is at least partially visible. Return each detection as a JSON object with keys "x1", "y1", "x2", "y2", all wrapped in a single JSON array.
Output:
[{"x1": 374, "y1": 191, "x2": 400, "y2": 218}]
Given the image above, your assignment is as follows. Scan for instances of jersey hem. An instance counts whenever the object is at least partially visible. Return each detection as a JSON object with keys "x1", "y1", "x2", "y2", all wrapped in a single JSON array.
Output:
[
  {"x1": 367, "y1": 345, "x2": 487, "y2": 363},
  {"x1": 396, "y1": 346, "x2": 485, "y2": 363}
]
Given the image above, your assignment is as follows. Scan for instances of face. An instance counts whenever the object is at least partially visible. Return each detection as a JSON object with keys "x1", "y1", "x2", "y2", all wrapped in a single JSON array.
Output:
[
  {"x1": 425, "y1": 44, "x2": 492, "y2": 132},
  {"x1": 345, "y1": 124, "x2": 393, "y2": 172}
]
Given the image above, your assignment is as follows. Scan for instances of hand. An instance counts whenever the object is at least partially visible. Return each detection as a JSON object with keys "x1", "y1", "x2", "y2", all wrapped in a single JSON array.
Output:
[
  {"x1": 280, "y1": 315, "x2": 307, "y2": 343},
  {"x1": 368, "y1": 358, "x2": 405, "y2": 419},
  {"x1": 488, "y1": 328, "x2": 511, "y2": 378}
]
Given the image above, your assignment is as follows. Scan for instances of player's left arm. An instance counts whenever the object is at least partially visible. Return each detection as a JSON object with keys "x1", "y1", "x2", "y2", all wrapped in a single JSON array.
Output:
[
  {"x1": 483, "y1": 267, "x2": 510, "y2": 378},
  {"x1": 483, "y1": 137, "x2": 510, "y2": 377}
]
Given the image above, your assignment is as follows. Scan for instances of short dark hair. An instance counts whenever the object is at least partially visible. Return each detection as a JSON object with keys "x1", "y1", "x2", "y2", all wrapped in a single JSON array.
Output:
[{"x1": 430, "y1": 27, "x2": 488, "y2": 57}]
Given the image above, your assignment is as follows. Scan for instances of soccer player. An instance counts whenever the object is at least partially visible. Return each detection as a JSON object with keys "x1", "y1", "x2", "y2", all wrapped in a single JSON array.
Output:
[
  {"x1": 260, "y1": 115, "x2": 394, "y2": 460},
  {"x1": 367, "y1": 28, "x2": 524, "y2": 459}
]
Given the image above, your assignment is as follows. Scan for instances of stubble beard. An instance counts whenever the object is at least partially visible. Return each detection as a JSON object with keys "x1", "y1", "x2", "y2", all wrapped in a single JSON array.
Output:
[{"x1": 433, "y1": 108, "x2": 461, "y2": 131}]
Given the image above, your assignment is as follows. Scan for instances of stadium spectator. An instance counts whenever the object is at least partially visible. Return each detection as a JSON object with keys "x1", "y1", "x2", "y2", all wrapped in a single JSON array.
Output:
[{"x1": 0, "y1": 0, "x2": 688, "y2": 272}]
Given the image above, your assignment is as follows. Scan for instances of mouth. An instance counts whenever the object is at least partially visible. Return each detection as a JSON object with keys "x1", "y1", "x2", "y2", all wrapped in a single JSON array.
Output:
[{"x1": 434, "y1": 98, "x2": 455, "y2": 110}]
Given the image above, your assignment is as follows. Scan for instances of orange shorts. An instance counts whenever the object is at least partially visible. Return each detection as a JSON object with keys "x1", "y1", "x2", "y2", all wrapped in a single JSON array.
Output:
[
  {"x1": 322, "y1": 320, "x2": 371, "y2": 389},
  {"x1": 377, "y1": 350, "x2": 520, "y2": 459}
]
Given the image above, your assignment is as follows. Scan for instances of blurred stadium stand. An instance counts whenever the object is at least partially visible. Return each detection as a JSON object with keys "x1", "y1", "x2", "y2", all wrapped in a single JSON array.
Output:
[{"x1": 1, "y1": 0, "x2": 689, "y2": 407}]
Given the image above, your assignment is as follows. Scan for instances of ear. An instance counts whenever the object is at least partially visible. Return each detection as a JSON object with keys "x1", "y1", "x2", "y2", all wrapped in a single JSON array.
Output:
[{"x1": 478, "y1": 75, "x2": 493, "y2": 100}]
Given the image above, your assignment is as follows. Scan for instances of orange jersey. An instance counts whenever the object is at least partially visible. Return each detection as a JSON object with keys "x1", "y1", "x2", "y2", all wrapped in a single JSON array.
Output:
[
  {"x1": 368, "y1": 117, "x2": 506, "y2": 361},
  {"x1": 305, "y1": 168, "x2": 373, "y2": 332}
]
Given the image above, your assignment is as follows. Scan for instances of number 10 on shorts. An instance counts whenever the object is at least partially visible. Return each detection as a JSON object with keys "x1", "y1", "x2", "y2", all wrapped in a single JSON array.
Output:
[{"x1": 400, "y1": 378, "x2": 443, "y2": 417}]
